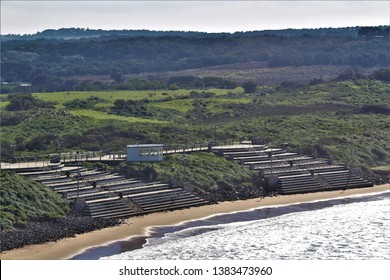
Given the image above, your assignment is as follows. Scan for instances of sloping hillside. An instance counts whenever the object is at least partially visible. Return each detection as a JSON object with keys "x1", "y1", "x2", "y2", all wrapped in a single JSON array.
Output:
[{"x1": 0, "y1": 170, "x2": 70, "y2": 230}]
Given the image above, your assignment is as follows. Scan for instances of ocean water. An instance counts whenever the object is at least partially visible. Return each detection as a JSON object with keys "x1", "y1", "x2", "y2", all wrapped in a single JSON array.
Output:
[{"x1": 74, "y1": 192, "x2": 390, "y2": 260}]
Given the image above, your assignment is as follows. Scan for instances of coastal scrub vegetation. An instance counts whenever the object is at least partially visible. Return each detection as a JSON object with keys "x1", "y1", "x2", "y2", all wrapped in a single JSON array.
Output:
[
  {"x1": 0, "y1": 170, "x2": 70, "y2": 230},
  {"x1": 1, "y1": 79, "x2": 388, "y2": 169},
  {"x1": 116, "y1": 152, "x2": 263, "y2": 202}
]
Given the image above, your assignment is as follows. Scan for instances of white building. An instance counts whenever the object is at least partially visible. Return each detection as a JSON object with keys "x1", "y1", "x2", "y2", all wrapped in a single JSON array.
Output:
[{"x1": 126, "y1": 144, "x2": 163, "y2": 162}]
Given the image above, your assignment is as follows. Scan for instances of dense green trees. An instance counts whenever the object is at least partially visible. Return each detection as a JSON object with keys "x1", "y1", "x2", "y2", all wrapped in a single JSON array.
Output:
[
  {"x1": 167, "y1": 76, "x2": 237, "y2": 89},
  {"x1": 372, "y1": 68, "x2": 390, "y2": 83},
  {"x1": 1, "y1": 28, "x2": 389, "y2": 92},
  {"x1": 243, "y1": 81, "x2": 257, "y2": 93},
  {"x1": 358, "y1": 26, "x2": 390, "y2": 38}
]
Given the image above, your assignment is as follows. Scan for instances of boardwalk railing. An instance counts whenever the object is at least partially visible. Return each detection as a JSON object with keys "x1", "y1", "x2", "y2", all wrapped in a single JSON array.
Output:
[{"x1": 2, "y1": 140, "x2": 246, "y2": 167}]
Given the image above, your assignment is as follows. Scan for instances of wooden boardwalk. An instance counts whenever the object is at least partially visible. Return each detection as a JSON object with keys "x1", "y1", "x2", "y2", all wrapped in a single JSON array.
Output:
[{"x1": 2, "y1": 143, "x2": 255, "y2": 167}]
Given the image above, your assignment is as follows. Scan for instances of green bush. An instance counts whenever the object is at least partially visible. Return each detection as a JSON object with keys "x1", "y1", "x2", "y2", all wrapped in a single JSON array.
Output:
[{"x1": 0, "y1": 170, "x2": 71, "y2": 230}]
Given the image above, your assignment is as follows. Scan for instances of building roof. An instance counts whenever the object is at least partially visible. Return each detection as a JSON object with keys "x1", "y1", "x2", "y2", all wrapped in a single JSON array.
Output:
[{"x1": 126, "y1": 144, "x2": 163, "y2": 148}]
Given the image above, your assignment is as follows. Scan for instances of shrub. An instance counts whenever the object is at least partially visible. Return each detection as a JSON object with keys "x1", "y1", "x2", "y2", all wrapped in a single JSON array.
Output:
[
  {"x1": 359, "y1": 104, "x2": 390, "y2": 115},
  {"x1": 242, "y1": 81, "x2": 257, "y2": 93}
]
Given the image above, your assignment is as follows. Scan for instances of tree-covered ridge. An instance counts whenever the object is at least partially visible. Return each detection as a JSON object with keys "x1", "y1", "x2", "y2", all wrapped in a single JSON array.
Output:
[
  {"x1": 2, "y1": 26, "x2": 388, "y2": 40},
  {"x1": 0, "y1": 28, "x2": 228, "y2": 41},
  {"x1": 1, "y1": 27, "x2": 389, "y2": 92}
]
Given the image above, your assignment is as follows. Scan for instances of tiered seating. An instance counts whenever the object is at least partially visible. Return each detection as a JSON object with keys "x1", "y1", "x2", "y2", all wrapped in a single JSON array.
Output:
[
  {"x1": 129, "y1": 189, "x2": 207, "y2": 214},
  {"x1": 264, "y1": 169, "x2": 303, "y2": 177},
  {"x1": 29, "y1": 167, "x2": 86, "y2": 181},
  {"x1": 64, "y1": 188, "x2": 112, "y2": 200},
  {"x1": 223, "y1": 150, "x2": 266, "y2": 159},
  {"x1": 319, "y1": 171, "x2": 373, "y2": 189},
  {"x1": 52, "y1": 182, "x2": 92, "y2": 194},
  {"x1": 83, "y1": 197, "x2": 136, "y2": 219},
  {"x1": 82, "y1": 183, "x2": 208, "y2": 217},
  {"x1": 10, "y1": 142, "x2": 374, "y2": 216},
  {"x1": 247, "y1": 156, "x2": 313, "y2": 167},
  {"x1": 96, "y1": 178, "x2": 138, "y2": 188},
  {"x1": 213, "y1": 144, "x2": 267, "y2": 157},
  {"x1": 216, "y1": 142, "x2": 375, "y2": 195},
  {"x1": 77, "y1": 170, "x2": 111, "y2": 180},
  {"x1": 310, "y1": 165, "x2": 347, "y2": 173},
  {"x1": 14, "y1": 163, "x2": 209, "y2": 218},
  {"x1": 277, "y1": 174, "x2": 323, "y2": 194},
  {"x1": 106, "y1": 182, "x2": 171, "y2": 196},
  {"x1": 39, "y1": 177, "x2": 73, "y2": 185}
]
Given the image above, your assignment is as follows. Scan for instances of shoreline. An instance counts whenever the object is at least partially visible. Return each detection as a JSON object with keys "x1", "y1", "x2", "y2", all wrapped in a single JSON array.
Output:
[{"x1": 1, "y1": 184, "x2": 389, "y2": 260}]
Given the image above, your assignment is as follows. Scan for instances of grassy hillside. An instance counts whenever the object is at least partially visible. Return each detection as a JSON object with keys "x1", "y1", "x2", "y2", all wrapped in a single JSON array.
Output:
[
  {"x1": 1, "y1": 79, "x2": 389, "y2": 170},
  {"x1": 117, "y1": 152, "x2": 263, "y2": 202},
  {"x1": 0, "y1": 170, "x2": 71, "y2": 230},
  {"x1": 152, "y1": 65, "x2": 382, "y2": 86}
]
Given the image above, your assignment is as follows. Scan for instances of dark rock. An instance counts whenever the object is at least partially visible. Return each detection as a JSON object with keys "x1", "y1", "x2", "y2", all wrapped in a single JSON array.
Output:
[{"x1": 0, "y1": 214, "x2": 122, "y2": 252}]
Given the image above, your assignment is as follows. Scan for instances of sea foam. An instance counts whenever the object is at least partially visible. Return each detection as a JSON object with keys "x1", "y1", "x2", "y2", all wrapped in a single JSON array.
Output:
[{"x1": 103, "y1": 193, "x2": 390, "y2": 260}]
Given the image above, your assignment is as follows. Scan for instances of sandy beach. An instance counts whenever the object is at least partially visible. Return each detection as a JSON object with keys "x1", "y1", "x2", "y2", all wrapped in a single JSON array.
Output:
[{"x1": 1, "y1": 184, "x2": 389, "y2": 260}]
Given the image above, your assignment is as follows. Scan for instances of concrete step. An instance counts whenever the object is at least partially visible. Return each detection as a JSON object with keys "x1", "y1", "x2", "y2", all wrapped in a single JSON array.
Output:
[
  {"x1": 224, "y1": 150, "x2": 268, "y2": 158},
  {"x1": 85, "y1": 174, "x2": 125, "y2": 183},
  {"x1": 104, "y1": 181, "x2": 167, "y2": 192},
  {"x1": 140, "y1": 197, "x2": 207, "y2": 210},
  {"x1": 279, "y1": 186, "x2": 323, "y2": 194},
  {"x1": 266, "y1": 170, "x2": 304, "y2": 177},
  {"x1": 310, "y1": 166, "x2": 347, "y2": 173},
  {"x1": 98, "y1": 178, "x2": 142, "y2": 188},
  {"x1": 118, "y1": 184, "x2": 171, "y2": 196},
  {"x1": 134, "y1": 194, "x2": 200, "y2": 207},
  {"x1": 85, "y1": 202, "x2": 132, "y2": 212},
  {"x1": 132, "y1": 190, "x2": 207, "y2": 211},
  {"x1": 245, "y1": 156, "x2": 312, "y2": 166},
  {"x1": 40, "y1": 178, "x2": 73, "y2": 185},
  {"x1": 89, "y1": 209, "x2": 136, "y2": 219},
  {"x1": 84, "y1": 198, "x2": 136, "y2": 218},
  {"x1": 141, "y1": 200, "x2": 207, "y2": 214},
  {"x1": 52, "y1": 184, "x2": 92, "y2": 193},
  {"x1": 67, "y1": 191, "x2": 111, "y2": 200}
]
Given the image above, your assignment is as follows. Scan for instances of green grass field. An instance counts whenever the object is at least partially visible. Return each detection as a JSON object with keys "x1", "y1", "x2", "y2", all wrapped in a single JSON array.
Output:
[
  {"x1": 0, "y1": 101, "x2": 9, "y2": 108},
  {"x1": 152, "y1": 97, "x2": 250, "y2": 113},
  {"x1": 70, "y1": 109, "x2": 168, "y2": 123},
  {"x1": 253, "y1": 80, "x2": 390, "y2": 106},
  {"x1": 32, "y1": 88, "x2": 243, "y2": 107}
]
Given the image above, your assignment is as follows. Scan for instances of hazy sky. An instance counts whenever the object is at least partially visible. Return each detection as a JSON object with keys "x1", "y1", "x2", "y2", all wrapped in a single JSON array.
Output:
[{"x1": 1, "y1": 1, "x2": 389, "y2": 35}]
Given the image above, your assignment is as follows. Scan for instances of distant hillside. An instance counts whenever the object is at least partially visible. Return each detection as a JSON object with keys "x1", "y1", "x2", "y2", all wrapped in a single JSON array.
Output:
[
  {"x1": 1, "y1": 26, "x2": 389, "y2": 92},
  {"x1": 0, "y1": 170, "x2": 70, "y2": 230},
  {"x1": 0, "y1": 28, "x2": 225, "y2": 41},
  {"x1": 2, "y1": 26, "x2": 389, "y2": 41}
]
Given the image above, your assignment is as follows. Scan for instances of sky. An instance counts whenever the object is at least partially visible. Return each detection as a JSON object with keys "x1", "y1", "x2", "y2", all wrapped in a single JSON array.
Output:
[{"x1": 1, "y1": 1, "x2": 389, "y2": 35}]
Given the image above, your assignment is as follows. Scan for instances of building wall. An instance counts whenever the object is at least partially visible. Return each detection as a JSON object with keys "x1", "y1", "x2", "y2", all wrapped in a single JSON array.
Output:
[{"x1": 126, "y1": 144, "x2": 163, "y2": 162}]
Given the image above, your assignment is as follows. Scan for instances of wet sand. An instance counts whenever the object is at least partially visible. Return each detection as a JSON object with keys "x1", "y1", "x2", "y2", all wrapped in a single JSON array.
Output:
[{"x1": 1, "y1": 184, "x2": 389, "y2": 260}]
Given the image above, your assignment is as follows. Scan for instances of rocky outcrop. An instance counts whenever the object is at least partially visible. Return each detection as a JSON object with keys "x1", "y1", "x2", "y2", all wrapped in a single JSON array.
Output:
[{"x1": 0, "y1": 214, "x2": 122, "y2": 252}]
